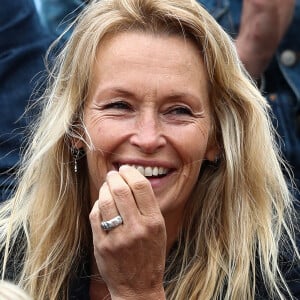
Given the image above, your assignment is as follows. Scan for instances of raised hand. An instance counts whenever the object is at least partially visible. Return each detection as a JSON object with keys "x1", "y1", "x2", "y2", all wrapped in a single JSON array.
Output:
[{"x1": 89, "y1": 165, "x2": 167, "y2": 300}]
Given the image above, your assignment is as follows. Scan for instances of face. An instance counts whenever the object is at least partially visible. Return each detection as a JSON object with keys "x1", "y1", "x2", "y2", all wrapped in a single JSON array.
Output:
[{"x1": 79, "y1": 31, "x2": 216, "y2": 229}]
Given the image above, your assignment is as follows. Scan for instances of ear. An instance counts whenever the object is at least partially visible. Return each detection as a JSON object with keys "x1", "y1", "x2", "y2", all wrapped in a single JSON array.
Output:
[
  {"x1": 204, "y1": 138, "x2": 220, "y2": 163},
  {"x1": 71, "y1": 138, "x2": 85, "y2": 150},
  {"x1": 70, "y1": 123, "x2": 86, "y2": 150},
  {"x1": 204, "y1": 147, "x2": 219, "y2": 163}
]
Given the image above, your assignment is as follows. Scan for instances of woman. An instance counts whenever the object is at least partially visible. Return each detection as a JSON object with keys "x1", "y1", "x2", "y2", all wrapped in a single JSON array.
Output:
[{"x1": 0, "y1": 0, "x2": 299, "y2": 299}]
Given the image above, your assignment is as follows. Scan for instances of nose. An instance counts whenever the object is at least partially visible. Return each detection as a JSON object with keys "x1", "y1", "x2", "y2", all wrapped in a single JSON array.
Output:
[{"x1": 129, "y1": 113, "x2": 166, "y2": 153}]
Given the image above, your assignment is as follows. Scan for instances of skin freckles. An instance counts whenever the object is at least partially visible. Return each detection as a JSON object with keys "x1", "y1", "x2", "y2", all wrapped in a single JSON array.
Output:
[{"x1": 78, "y1": 31, "x2": 217, "y2": 242}]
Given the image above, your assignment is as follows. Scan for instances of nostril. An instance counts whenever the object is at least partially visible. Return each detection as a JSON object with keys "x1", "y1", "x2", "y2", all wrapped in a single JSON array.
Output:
[{"x1": 129, "y1": 133, "x2": 166, "y2": 154}]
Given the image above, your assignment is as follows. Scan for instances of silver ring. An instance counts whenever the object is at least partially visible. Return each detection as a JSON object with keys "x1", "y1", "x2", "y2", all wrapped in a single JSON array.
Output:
[{"x1": 101, "y1": 215, "x2": 123, "y2": 231}]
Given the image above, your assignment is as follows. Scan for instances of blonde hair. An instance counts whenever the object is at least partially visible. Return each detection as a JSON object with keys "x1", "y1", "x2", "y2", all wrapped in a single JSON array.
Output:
[
  {"x1": 0, "y1": 281, "x2": 31, "y2": 300},
  {"x1": 0, "y1": 0, "x2": 298, "y2": 299}
]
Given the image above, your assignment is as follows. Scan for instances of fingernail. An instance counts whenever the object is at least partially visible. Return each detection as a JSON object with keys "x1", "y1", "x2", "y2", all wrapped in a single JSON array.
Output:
[
  {"x1": 107, "y1": 170, "x2": 118, "y2": 177},
  {"x1": 119, "y1": 165, "x2": 131, "y2": 172}
]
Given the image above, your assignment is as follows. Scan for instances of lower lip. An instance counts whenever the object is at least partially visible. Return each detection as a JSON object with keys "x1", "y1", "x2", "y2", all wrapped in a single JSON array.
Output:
[{"x1": 146, "y1": 172, "x2": 175, "y2": 190}]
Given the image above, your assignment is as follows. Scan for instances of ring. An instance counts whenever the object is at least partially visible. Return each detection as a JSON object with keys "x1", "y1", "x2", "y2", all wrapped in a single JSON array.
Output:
[{"x1": 101, "y1": 215, "x2": 123, "y2": 231}]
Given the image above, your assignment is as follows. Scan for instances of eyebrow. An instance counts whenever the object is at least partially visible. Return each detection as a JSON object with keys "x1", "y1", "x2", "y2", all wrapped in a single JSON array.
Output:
[
  {"x1": 95, "y1": 86, "x2": 202, "y2": 102},
  {"x1": 164, "y1": 93, "x2": 201, "y2": 103},
  {"x1": 94, "y1": 87, "x2": 134, "y2": 100}
]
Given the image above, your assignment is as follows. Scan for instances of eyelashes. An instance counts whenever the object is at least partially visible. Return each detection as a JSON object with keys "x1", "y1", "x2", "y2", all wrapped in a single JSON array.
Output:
[
  {"x1": 102, "y1": 100, "x2": 195, "y2": 117},
  {"x1": 164, "y1": 106, "x2": 193, "y2": 116},
  {"x1": 102, "y1": 100, "x2": 132, "y2": 111}
]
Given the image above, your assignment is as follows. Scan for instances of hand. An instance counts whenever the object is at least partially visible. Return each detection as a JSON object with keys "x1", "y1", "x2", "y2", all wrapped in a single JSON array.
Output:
[
  {"x1": 89, "y1": 165, "x2": 167, "y2": 300},
  {"x1": 236, "y1": 0, "x2": 295, "y2": 78}
]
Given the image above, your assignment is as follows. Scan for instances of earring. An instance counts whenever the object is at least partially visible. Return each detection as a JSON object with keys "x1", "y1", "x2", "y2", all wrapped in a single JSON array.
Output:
[
  {"x1": 214, "y1": 155, "x2": 220, "y2": 165},
  {"x1": 72, "y1": 148, "x2": 83, "y2": 173},
  {"x1": 74, "y1": 156, "x2": 78, "y2": 173}
]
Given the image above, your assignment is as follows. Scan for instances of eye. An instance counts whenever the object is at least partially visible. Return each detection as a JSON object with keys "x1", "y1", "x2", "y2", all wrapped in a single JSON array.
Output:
[
  {"x1": 103, "y1": 101, "x2": 132, "y2": 110},
  {"x1": 166, "y1": 106, "x2": 193, "y2": 116}
]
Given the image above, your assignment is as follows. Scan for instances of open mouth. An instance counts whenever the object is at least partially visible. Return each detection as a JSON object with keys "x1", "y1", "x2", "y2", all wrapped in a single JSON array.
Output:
[{"x1": 114, "y1": 164, "x2": 172, "y2": 178}]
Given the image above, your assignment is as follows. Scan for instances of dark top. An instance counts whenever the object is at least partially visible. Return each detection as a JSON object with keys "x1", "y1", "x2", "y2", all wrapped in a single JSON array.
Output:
[
  {"x1": 1, "y1": 231, "x2": 299, "y2": 299},
  {"x1": 68, "y1": 249, "x2": 300, "y2": 299}
]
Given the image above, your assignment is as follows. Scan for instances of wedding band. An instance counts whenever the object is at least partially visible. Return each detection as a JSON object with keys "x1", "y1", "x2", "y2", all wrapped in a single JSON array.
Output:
[{"x1": 101, "y1": 215, "x2": 123, "y2": 231}]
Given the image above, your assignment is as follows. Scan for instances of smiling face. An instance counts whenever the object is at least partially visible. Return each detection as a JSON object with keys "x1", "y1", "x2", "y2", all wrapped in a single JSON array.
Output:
[{"x1": 79, "y1": 31, "x2": 216, "y2": 230}]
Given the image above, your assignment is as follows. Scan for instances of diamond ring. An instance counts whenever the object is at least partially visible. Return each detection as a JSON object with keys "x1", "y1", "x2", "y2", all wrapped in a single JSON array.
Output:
[{"x1": 100, "y1": 215, "x2": 123, "y2": 231}]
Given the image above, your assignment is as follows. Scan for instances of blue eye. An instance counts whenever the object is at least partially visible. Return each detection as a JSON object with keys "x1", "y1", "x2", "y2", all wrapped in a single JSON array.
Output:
[
  {"x1": 168, "y1": 106, "x2": 193, "y2": 115},
  {"x1": 104, "y1": 101, "x2": 131, "y2": 110}
]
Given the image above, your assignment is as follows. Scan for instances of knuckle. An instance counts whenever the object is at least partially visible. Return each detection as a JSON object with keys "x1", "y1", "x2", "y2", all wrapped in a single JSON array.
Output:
[
  {"x1": 89, "y1": 210, "x2": 98, "y2": 224},
  {"x1": 134, "y1": 218, "x2": 165, "y2": 238},
  {"x1": 133, "y1": 226, "x2": 147, "y2": 240},
  {"x1": 132, "y1": 178, "x2": 150, "y2": 192},
  {"x1": 94, "y1": 241, "x2": 110, "y2": 255},
  {"x1": 113, "y1": 185, "x2": 131, "y2": 198},
  {"x1": 96, "y1": 238, "x2": 127, "y2": 255},
  {"x1": 98, "y1": 198, "x2": 113, "y2": 211},
  {"x1": 147, "y1": 216, "x2": 166, "y2": 234}
]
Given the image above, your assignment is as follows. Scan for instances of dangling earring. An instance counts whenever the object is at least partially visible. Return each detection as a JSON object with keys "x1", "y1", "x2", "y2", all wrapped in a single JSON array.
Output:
[
  {"x1": 74, "y1": 155, "x2": 78, "y2": 173},
  {"x1": 72, "y1": 148, "x2": 83, "y2": 173},
  {"x1": 214, "y1": 155, "x2": 220, "y2": 165}
]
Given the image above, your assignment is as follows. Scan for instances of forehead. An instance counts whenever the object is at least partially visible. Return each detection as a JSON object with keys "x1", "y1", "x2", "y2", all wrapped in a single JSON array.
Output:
[
  {"x1": 95, "y1": 30, "x2": 203, "y2": 68},
  {"x1": 88, "y1": 32, "x2": 208, "y2": 105}
]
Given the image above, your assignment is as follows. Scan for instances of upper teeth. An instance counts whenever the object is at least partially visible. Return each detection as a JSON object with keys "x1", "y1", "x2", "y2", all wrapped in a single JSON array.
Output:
[{"x1": 122, "y1": 165, "x2": 169, "y2": 177}]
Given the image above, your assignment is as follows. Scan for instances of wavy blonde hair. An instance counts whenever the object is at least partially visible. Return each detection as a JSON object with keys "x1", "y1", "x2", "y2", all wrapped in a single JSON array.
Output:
[
  {"x1": 0, "y1": 0, "x2": 298, "y2": 299},
  {"x1": 0, "y1": 281, "x2": 31, "y2": 300}
]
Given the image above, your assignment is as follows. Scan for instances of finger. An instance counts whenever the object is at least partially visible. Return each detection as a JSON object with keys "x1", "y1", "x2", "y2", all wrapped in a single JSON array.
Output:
[
  {"x1": 118, "y1": 165, "x2": 160, "y2": 216},
  {"x1": 98, "y1": 182, "x2": 120, "y2": 223},
  {"x1": 89, "y1": 199, "x2": 105, "y2": 241},
  {"x1": 105, "y1": 170, "x2": 140, "y2": 222}
]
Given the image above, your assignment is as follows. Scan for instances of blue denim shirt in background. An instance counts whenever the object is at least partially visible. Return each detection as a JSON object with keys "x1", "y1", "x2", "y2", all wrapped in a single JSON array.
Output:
[
  {"x1": 0, "y1": 0, "x2": 54, "y2": 201},
  {"x1": 199, "y1": 0, "x2": 300, "y2": 199},
  {"x1": 33, "y1": 0, "x2": 85, "y2": 39}
]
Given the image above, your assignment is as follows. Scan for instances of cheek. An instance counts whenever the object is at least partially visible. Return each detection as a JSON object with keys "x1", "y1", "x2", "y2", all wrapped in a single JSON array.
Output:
[
  {"x1": 176, "y1": 126, "x2": 210, "y2": 164},
  {"x1": 84, "y1": 115, "x2": 126, "y2": 153},
  {"x1": 180, "y1": 155, "x2": 202, "y2": 193},
  {"x1": 83, "y1": 117, "x2": 131, "y2": 200},
  {"x1": 83, "y1": 119, "x2": 115, "y2": 192},
  {"x1": 176, "y1": 139, "x2": 207, "y2": 204},
  {"x1": 175, "y1": 126, "x2": 210, "y2": 184}
]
